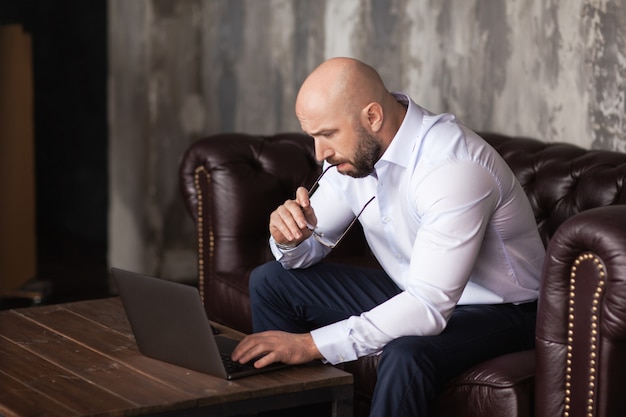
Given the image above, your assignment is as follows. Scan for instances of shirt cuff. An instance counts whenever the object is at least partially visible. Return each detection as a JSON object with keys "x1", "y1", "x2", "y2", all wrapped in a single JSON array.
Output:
[
  {"x1": 270, "y1": 237, "x2": 300, "y2": 259},
  {"x1": 310, "y1": 320, "x2": 358, "y2": 365}
]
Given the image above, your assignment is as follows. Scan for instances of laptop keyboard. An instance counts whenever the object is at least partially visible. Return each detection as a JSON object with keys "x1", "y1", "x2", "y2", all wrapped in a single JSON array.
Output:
[{"x1": 221, "y1": 353, "x2": 257, "y2": 373}]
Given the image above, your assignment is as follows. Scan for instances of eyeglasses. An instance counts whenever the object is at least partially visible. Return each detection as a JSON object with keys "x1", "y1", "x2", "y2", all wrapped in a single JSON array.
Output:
[{"x1": 307, "y1": 164, "x2": 376, "y2": 249}]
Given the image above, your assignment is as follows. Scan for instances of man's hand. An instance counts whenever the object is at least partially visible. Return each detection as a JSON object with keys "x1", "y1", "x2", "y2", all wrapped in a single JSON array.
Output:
[
  {"x1": 269, "y1": 187, "x2": 317, "y2": 246},
  {"x1": 231, "y1": 330, "x2": 323, "y2": 368}
]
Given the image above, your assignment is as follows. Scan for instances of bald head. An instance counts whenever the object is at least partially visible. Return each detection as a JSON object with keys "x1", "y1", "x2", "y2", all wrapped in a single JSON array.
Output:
[
  {"x1": 295, "y1": 58, "x2": 405, "y2": 149},
  {"x1": 294, "y1": 58, "x2": 406, "y2": 173},
  {"x1": 296, "y1": 57, "x2": 387, "y2": 122}
]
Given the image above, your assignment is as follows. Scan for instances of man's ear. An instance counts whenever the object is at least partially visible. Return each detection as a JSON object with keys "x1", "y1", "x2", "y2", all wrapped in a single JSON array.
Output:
[{"x1": 362, "y1": 102, "x2": 383, "y2": 133}]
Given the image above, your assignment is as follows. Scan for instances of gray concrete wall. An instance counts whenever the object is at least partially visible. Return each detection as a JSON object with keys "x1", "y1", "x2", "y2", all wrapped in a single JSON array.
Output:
[{"x1": 109, "y1": 0, "x2": 626, "y2": 280}]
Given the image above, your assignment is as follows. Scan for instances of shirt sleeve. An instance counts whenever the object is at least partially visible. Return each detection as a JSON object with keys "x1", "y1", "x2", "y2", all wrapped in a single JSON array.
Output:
[
  {"x1": 269, "y1": 236, "x2": 326, "y2": 268},
  {"x1": 311, "y1": 160, "x2": 501, "y2": 364}
]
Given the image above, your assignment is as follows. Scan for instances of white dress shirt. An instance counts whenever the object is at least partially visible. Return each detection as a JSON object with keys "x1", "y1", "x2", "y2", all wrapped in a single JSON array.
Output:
[{"x1": 270, "y1": 94, "x2": 545, "y2": 364}]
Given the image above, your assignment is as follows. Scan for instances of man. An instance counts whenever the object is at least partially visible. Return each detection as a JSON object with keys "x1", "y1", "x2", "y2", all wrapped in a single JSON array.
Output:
[{"x1": 232, "y1": 57, "x2": 545, "y2": 416}]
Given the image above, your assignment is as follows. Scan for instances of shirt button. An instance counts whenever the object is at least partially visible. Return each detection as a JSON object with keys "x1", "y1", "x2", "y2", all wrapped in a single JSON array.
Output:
[
  {"x1": 382, "y1": 216, "x2": 391, "y2": 224},
  {"x1": 395, "y1": 253, "x2": 403, "y2": 260}
]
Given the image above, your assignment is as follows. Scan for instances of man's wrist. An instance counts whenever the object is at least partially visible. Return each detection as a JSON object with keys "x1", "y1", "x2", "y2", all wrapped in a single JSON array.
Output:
[{"x1": 304, "y1": 332, "x2": 324, "y2": 361}]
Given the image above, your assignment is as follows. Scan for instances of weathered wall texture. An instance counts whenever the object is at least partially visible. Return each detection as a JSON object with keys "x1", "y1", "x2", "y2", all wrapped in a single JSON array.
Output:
[{"x1": 109, "y1": 0, "x2": 626, "y2": 280}]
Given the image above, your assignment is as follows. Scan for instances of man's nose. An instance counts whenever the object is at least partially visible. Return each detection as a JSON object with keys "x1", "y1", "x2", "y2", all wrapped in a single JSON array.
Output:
[{"x1": 314, "y1": 140, "x2": 333, "y2": 162}]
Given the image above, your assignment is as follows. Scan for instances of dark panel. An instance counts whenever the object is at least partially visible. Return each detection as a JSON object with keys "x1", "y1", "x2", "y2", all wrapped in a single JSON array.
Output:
[{"x1": 25, "y1": 0, "x2": 108, "y2": 303}]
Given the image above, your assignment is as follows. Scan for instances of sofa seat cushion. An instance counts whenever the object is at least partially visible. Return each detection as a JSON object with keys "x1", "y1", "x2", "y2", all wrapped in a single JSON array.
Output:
[
  {"x1": 433, "y1": 349, "x2": 535, "y2": 417},
  {"x1": 340, "y1": 349, "x2": 535, "y2": 417}
]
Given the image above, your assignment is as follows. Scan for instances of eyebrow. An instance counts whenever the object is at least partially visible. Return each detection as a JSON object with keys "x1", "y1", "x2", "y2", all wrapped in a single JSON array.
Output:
[{"x1": 307, "y1": 128, "x2": 338, "y2": 137}]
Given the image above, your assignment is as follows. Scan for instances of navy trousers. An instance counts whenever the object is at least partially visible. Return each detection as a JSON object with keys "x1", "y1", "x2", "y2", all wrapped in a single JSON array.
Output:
[{"x1": 249, "y1": 261, "x2": 536, "y2": 417}]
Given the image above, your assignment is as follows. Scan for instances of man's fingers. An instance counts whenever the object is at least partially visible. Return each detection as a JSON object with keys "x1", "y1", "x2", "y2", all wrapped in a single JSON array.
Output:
[
  {"x1": 295, "y1": 187, "x2": 310, "y2": 208},
  {"x1": 269, "y1": 194, "x2": 316, "y2": 243},
  {"x1": 232, "y1": 331, "x2": 322, "y2": 368},
  {"x1": 295, "y1": 188, "x2": 317, "y2": 230},
  {"x1": 232, "y1": 335, "x2": 262, "y2": 362},
  {"x1": 270, "y1": 209, "x2": 300, "y2": 241},
  {"x1": 252, "y1": 351, "x2": 279, "y2": 368},
  {"x1": 283, "y1": 199, "x2": 309, "y2": 230}
]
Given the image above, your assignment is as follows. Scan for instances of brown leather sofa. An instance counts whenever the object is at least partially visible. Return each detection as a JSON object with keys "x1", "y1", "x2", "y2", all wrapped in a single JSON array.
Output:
[{"x1": 179, "y1": 132, "x2": 626, "y2": 417}]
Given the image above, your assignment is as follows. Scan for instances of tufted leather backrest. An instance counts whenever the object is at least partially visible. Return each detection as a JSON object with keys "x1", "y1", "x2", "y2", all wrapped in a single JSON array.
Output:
[
  {"x1": 480, "y1": 133, "x2": 626, "y2": 247},
  {"x1": 179, "y1": 131, "x2": 626, "y2": 332}
]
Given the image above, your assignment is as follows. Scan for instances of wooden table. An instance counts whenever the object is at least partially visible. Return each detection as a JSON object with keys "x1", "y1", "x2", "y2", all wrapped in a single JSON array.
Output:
[{"x1": 0, "y1": 297, "x2": 353, "y2": 417}]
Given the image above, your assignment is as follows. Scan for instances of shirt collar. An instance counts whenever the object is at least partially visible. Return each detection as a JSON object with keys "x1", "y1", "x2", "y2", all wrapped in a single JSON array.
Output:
[{"x1": 375, "y1": 92, "x2": 425, "y2": 171}]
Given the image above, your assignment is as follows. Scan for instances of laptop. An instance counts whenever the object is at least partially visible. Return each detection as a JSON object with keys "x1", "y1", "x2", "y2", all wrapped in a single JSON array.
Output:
[{"x1": 111, "y1": 267, "x2": 285, "y2": 379}]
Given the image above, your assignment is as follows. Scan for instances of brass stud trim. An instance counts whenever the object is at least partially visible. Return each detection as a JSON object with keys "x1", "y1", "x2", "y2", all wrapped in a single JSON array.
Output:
[
  {"x1": 564, "y1": 253, "x2": 605, "y2": 417},
  {"x1": 194, "y1": 166, "x2": 214, "y2": 304}
]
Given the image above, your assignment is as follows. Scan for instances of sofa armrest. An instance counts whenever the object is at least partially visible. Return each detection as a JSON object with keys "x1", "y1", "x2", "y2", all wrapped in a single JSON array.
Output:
[
  {"x1": 179, "y1": 132, "x2": 377, "y2": 333},
  {"x1": 179, "y1": 133, "x2": 321, "y2": 332},
  {"x1": 536, "y1": 205, "x2": 626, "y2": 417}
]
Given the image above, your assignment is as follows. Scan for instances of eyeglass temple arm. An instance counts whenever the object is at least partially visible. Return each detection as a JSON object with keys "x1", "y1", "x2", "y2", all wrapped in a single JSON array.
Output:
[
  {"x1": 308, "y1": 164, "x2": 338, "y2": 197},
  {"x1": 330, "y1": 195, "x2": 376, "y2": 248}
]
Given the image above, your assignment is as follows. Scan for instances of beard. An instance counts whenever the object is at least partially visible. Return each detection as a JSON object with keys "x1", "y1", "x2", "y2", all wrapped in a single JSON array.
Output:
[{"x1": 341, "y1": 127, "x2": 382, "y2": 178}]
